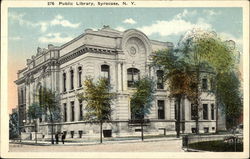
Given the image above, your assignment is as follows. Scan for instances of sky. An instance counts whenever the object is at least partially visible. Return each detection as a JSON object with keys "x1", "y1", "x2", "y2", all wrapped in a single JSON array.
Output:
[{"x1": 8, "y1": 7, "x2": 243, "y2": 113}]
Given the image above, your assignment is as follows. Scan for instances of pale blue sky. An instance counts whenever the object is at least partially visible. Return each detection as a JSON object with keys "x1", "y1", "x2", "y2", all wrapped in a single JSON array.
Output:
[
  {"x1": 7, "y1": 7, "x2": 243, "y2": 112},
  {"x1": 8, "y1": 7, "x2": 243, "y2": 60}
]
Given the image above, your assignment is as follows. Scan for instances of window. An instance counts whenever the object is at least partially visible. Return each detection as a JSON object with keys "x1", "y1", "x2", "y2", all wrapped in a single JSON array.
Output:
[
  {"x1": 211, "y1": 104, "x2": 215, "y2": 120},
  {"x1": 127, "y1": 68, "x2": 140, "y2": 87},
  {"x1": 21, "y1": 89, "x2": 24, "y2": 104},
  {"x1": 157, "y1": 70, "x2": 164, "y2": 89},
  {"x1": 203, "y1": 104, "x2": 208, "y2": 120},
  {"x1": 78, "y1": 67, "x2": 82, "y2": 87},
  {"x1": 202, "y1": 78, "x2": 208, "y2": 90},
  {"x1": 101, "y1": 65, "x2": 110, "y2": 83},
  {"x1": 71, "y1": 101, "x2": 75, "y2": 121},
  {"x1": 70, "y1": 70, "x2": 74, "y2": 90},
  {"x1": 79, "y1": 101, "x2": 83, "y2": 121},
  {"x1": 175, "y1": 104, "x2": 177, "y2": 120},
  {"x1": 158, "y1": 100, "x2": 165, "y2": 119},
  {"x1": 130, "y1": 102, "x2": 144, "y2": 120},
  {"x1": 204, "y1": 127, "x2": 209, "y2": 133},
  {"x1": 64, "y1": 103, "x2": 67, "y2": 122},
  {"x1": 63, "y1": 73, "x2": 66, "y2": 92},
  {"x1": 191, "y1": 104, "x2": 196, "y2": 120}
]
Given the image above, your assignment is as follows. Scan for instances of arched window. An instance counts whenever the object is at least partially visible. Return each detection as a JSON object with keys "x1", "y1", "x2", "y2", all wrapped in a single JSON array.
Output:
[
  {"x1": 78, "y1": 67, "x2": 82, "y2": 87},
  {"x1": 157, "y1": 70, "x2": 164, "y2": 89},
  {"x1": 70, "y1": 70, "x2": 74, "y2": 90},
  {"x1": 101, "y1": 65, "x2": 110, "y2": 83},
  {"x1": 127, "y1": 68, "x2": 140, "y2": 87}
]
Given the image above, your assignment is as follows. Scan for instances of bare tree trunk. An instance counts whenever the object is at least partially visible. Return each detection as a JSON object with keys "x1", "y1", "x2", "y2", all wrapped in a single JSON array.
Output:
[
  {"x1": 50, "y1": 113, "x2": 54, "y2": 144},
  {"x1": 141, "y1": 119, "x2": 144, "y2": 141},
  {"x1": 215, "y1": 98, "x2": 219, "y2": 134},
  {"x1": 176, "y1": 97, "x2": 181, "y2": 138},
  {"x1": 100, "y1": 120, "x2": 103, "y2": 143},
  {"x1": 195, "y1": 67, "x2": 200, "y2": 135},
  {"x1": 35, "y1": 119, "x2": 37, "y2": 144}
]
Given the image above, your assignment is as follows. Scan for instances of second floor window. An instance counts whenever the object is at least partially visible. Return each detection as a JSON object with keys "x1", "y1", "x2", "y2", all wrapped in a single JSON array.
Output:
[
  {"x1": 78, "y1": 67, "x2": 82, "y2": 87},
  {"x1": 127, "y1": 68, "x2": 140, "y2": 88},
  {"x1": 157, "y1": 70, "x2": 164, "y2": 89},
  {"x1": 70, "y1": 70, "x2": 74, "y2": 90},
  {"x1": 202, "y1": 78, "x2": 208, "y2": 90},
  {"x1": 63, "y1": 73, "x2": 66, "y2": 92},
  {"x1": 101, "y1": 65, "x2": 110, "y2": 83}
]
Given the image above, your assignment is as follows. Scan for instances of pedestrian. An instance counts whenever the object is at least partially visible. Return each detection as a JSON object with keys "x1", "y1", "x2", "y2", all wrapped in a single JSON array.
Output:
[
  {"x1": 55, "y1": 132, "x2": 59, "y2": 144},
  {"x1": 62, "y1": 132, "x2": 66, "y2": 144}
]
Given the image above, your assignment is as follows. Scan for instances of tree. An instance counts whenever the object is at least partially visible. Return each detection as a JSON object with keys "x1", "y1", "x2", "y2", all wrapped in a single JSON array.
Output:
[
  {"x1": 216, "y1": 71, "x2": 243, "y2": 129},
  {"x1": 177, "y1": 29, "x2": 238, "y2": 134},
  {"x1": 77, "y1": 77, "x2": 115, "y2": 143},
  {"x1": 130, "y1": 77, "x2": 155, "y2": 140},
  {"x1": 38, "y1": 87, "x2": 61, "y2": 144},
  {"x1": 9, "y1": 111, "x2": 19, "y2": 139},
  {"x1": 152, "y1": 49, "x2": 197, "y2": 137},
  {"x1": 27, "y1": 103, "x2": 44, "y2": 143}
]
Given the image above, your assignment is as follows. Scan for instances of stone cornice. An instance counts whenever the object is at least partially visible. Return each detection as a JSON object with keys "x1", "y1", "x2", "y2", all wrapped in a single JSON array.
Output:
[{"x1": 59, "y1": 44, "x2": 119, "y2": 64}]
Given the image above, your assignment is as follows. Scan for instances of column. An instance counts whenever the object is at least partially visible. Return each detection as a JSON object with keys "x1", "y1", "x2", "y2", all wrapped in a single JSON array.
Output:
[{"x1": 123, "y1": 63, "x2": 127, "y2": 91}]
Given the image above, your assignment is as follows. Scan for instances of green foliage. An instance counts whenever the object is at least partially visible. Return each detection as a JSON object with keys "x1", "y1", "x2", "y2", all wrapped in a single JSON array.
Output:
[
  {"x1": 153, "y1": 29, "x2": 242, "y2": 131},
  {"x1": 9, "y1": 112, "x2": 19, "y2": 139},
  {"x1": 37, "y1": 87, "x2": 61, "y2": 122},
  {"x1": 78, "y1": 77, "x2": 116, "y2": 121},
  {"x1": 188, "y1": 140, "x2": 243, "y2": 152},
  {"x1": 27, "y1": 103, "x2": 44, "y2": 120},
  {"x1": 130, "y1": 77, "x2": 155, "y2": 120},
  {"x1": 216, "y1": 71, "x2": 243, "y2": 128},
  {"x1": 152, "y1": 48, "x2": 198, "y2": 102}
]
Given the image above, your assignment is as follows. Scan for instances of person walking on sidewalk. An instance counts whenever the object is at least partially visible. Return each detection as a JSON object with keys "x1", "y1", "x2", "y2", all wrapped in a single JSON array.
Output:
[
  {"x1": 61, "y1": 133, "x2": 66, "y2": 144},
  {"x1": 55, "y1": 132, "x2": 59, "y2": 144}
]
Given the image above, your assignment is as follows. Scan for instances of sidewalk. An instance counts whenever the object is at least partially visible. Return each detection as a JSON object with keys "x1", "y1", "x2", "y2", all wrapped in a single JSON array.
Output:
[{"x1": 10, "y1": 136, "x2": 182, "y2": 146}]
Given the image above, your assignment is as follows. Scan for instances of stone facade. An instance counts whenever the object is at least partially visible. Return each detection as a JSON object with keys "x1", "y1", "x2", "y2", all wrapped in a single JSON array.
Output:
[{"x1": 15, "y1": 26, "x2": 220, "y2": 139}]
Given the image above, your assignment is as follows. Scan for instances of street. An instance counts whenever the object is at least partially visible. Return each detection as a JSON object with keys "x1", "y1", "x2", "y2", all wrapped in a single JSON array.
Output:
[{"x1": 9, "y1": 138, "x2": 183, "y2": 152}]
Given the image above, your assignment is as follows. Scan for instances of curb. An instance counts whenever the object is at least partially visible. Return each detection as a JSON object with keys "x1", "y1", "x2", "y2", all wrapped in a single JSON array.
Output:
[{"x1": 10, "y1": 137, "x2": 182, "y2": 146}]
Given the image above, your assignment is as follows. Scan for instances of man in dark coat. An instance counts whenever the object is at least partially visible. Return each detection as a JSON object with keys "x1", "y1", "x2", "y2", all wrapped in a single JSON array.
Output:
[
  {"x1": 55, "y1": 132, "x2": 59, "y2": 144},
  {"x1": 61, "y1": 133, "x2": 66, "y2": 144}
]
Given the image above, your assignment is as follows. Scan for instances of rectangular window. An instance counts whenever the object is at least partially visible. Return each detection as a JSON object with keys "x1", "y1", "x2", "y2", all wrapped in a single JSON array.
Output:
[
  {"x1": 211, "y1": 104, "x2": 215, "y2": 120},
  {"x1": 203, "y1": 104, "x2": 208, "y2": 120},
  {"x1": 64, "y1": 103, "x2": 67, "y2": 122},
  {"x1": 191, "y1": 104, "x2": 196, "y2": 120},
  {"x1": 202, "y1": 78, "x2": 208, "y2": 90},
  {"x1": 158, "y1": 100, "x2": 165, "y2": 119},
  {"x1": 71, "y1": 101, "x2": 75, "y2": 121},
  {"x1": 127, "y1": 68, "x2": 140, "y2": 88},
  {"x1": 21, "y1": 89, "x2": 24, "y2": 104},
  {"x1": 79, "y1": 101, "x2": 83, "y2": 121},
  {"x1": 70, "y1": 70, "x2": 74, "y2": 90},
  {"x1": 63, "y1": 73, "x2": 66, "y2": 92},
  {"x1": 157, "y1": 70, "x2": 164, "y2": 89},
  {"x1": 101, "y1": 65, "x2": 110, "y2": 83},
  {"x1": 78, "y1": 67, "x2": 82, "y2": 87}
]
